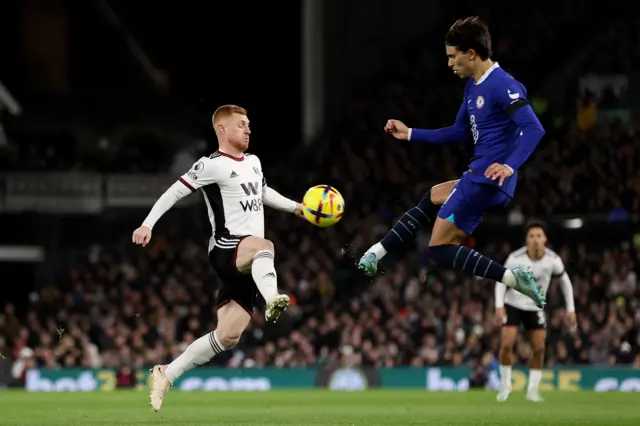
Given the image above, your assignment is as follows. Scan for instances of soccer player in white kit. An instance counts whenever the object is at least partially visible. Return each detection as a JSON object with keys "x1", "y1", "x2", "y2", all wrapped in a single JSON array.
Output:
[
  {"x1": 494, "y1": 221, "x2": 577, "y2": 402},
  {"x1": 132, "y1": 105, "x2": 303, "y2": 411}
]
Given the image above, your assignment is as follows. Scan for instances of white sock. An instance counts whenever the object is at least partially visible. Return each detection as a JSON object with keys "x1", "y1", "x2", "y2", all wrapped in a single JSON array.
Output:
[
  {"x1": 368, "y1": 242, "x2": 388, "y2": 260},
  {"x1": 251, "y1": 250, "x2": 278, "y2": 302},
  {"x1": 499, "y1": 364, "x2": 512, "y2": 388},
  {"x1": 528, "y1": 369, "x2": 542, "y2": 393},
  {"x1": 165, "y1": 331, "x2": 226, "y2": 383},
  {"x1": 502, "y1": 269, "x2": 517, "y2": 288}
]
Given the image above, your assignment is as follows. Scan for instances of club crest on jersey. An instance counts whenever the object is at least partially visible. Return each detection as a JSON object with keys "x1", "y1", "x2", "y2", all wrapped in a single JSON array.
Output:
[{"x1": 475, "y1": 96, "x2": 485, "y2": 109}]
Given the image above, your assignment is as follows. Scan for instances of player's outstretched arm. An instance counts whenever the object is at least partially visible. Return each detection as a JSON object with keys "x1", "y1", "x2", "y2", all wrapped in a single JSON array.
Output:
[
  {"x1": 401, "y1": 101, "x2": 470, "y2": 144},
  {"x1": 133, "y1": 159, "x2": 213, "y2": 247},
  {"x1": 262, "y1": 184, "x2": 303, "y2": 217},
  {"x1": 132, "y1": 180, "x2": 192, "y2": 246}
]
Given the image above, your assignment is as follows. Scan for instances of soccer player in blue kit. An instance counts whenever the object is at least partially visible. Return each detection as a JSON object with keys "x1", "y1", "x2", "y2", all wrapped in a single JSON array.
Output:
[{"x1": 359, "y1": 16, "x2": 547, "y2": 308}]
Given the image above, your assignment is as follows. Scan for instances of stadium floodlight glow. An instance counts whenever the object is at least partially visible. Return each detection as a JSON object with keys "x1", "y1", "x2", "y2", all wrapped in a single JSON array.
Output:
[{"x1": 563, "y1": 218, "x2": 583, "y2": 229}]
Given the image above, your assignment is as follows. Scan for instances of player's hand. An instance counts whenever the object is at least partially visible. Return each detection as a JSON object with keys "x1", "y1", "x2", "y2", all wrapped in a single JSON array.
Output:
[
  {"x1": 566, "y1": 311, "x2": 577, "y2": 329},
  {"x1": 495, "y1": 308, "x2": 506, "y2": 326},
  {"x1": 484, "y1": 163, "x2": 514, "y2": 187},
  {"x1": 132, "y1": 225, "x2": 152, "y2": 247},
  {"x1": 294, "y1": 203, "x2": 304, "y2": 218},
  {"x1": 384, "y1": 119, "x2": 409, "y2": 140}
]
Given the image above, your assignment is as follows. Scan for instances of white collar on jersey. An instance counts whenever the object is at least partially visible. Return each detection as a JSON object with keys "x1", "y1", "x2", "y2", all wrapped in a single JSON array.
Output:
[{"x1": 475, "y1": 62, "x2": 500, "y2": 85}]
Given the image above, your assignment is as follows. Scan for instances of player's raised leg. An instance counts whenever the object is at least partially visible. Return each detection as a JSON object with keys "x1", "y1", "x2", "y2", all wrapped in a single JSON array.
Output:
[
  {"x1": 235, "y1": 236, "x2": 289, "y2": 322},
  {"x1": 497, "y1": 317, "x2": 518, "y2": 402},
  {"x1": 149, "y1": 301, "x2": 251, "y2": 411},
  {"x1": 359, "y1": 180, "x2": 458, "y2": 275},
  {"x1": 526, "y1": 327, "x2": 546, "y2": 402},
  {"x1": 426, "y1": 177, "x2": 545, "y2": 307}
]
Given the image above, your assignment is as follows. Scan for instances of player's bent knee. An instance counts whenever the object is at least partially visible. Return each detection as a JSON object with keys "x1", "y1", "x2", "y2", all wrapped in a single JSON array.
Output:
[
  {"x1": 260, "y1": 239, "x2": 275, "y2": 254},
  {"x1": 532, "y1": 346, "x2": 545, "y2": 358},
  {"x1": 429, "y1": 218, "x2": 467, "y2": 246},
  {"x1": 431, "y1": 180, "x2": 458, "y2": 205},
  {"x1": 215, "y1": 329, "x2": 242, "y2": 348},
  {"x1": 240, "y1": 236, "x2": 274, "y2": 256},
  {"x1": 500, "y1": 344, "x2": 514, "y2": 356},
  {"x1": 236, "y1": 236, "x2": 275, "y2": 272}
]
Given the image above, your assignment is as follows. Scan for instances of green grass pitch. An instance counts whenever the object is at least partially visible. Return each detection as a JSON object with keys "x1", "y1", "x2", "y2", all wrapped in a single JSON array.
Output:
[{"x1": 1, "y1": 390, "x2": 639, "y2": 425}]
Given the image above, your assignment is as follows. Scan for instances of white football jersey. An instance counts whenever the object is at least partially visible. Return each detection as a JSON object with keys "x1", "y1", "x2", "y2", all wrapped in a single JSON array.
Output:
[
  {"x1": 503, "y1": 247, "x2": 565, "y2": 311},
  {"x1": 178, "y1": 151, "x2": 267, "y2": 252}
]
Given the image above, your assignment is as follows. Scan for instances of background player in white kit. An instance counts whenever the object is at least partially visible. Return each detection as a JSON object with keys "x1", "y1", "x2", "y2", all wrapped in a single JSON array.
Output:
[
  {"x1": 494, "y1": 221, "x2": 577, "y2": 402},
  {"x1": 132, "y1": 104, "x2": 303, "y2": 411}
]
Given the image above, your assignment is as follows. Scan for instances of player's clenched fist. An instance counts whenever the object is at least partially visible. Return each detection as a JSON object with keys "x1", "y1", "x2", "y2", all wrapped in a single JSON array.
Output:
[
  {"x1": 384, "y1": 119, "x2": 409, "y2": 140},
  {"x1": 132, "y1": 225, "x2": 152, "y2": 247},
  {"x1": 495, "y1": 307, "x2": 506, "y2": 326}
]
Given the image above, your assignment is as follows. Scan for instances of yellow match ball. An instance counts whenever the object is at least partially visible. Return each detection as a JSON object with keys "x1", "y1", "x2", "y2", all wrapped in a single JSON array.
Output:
[{"x1": 302, "y1": 185, "x2": 345, "y2": 227}]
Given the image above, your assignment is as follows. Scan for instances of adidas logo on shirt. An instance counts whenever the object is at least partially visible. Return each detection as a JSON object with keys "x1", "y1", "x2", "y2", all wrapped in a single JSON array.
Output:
[{"x1": 230, "y1": 171, "x2": 238, "y2": 178}]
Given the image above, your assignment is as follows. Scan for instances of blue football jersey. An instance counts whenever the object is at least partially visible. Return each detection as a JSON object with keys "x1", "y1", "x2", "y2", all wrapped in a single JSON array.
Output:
[{"x1": 462, "y1": 63, "x2": 529, "y2": 197}]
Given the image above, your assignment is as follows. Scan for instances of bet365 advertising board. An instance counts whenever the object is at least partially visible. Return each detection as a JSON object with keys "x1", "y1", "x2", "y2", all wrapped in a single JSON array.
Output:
[{"x1": 23, "y1": 367, "x2": 640, "y2": 392}]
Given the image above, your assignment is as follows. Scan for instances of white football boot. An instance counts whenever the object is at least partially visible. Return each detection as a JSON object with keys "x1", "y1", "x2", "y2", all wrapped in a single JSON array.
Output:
[
  {"x1": 526, "y1": 390, "x2": 544, "y2": 402},
  {"x1": 149, "y1": 365, "x2": 172, "y2": 412},
  {"x1": 265, "y1": 294, "x2": 290, "y2": 323},
  {"x1": 496, "y1": 385, "x2": 512, "y2": 402}
]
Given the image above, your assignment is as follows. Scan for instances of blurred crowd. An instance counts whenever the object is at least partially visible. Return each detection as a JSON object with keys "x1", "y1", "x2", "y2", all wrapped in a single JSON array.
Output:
[
  {"x1": 2, "y1": 213, "x2": 639, "y2": 381},
  {"x1": 0, "y1": 126, "x2": 177, "y2": 173}
]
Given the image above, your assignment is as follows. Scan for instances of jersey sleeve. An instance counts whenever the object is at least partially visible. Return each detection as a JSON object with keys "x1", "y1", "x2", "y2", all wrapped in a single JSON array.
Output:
[
  {"x1": 255, "y1": 158, "x2": 267, "y2": 188},
  {"x1": 552, "y1": 255, "x2": 566, "y2": 277},
  {"x1": 141, "y1": 157, "x2": 215, "y2": 229},
  {"x1": 257, "y1": 157, "x2": 297, "y2": 213},
  {"x1": 408, "y1": 90, "x2": 470, "y2": 144},
  {"x1": 496, "y1": 77, "x2": 545, "y2": 171},
  {"x1": 552, "y1": 254, "x2": 575, "y2": 311},
  {"x1": 494, "y1": 78, "x2": 529, "y2": 115},
  {"x1": 178, "y1": 157, "x2": 218, "y2": 192}
]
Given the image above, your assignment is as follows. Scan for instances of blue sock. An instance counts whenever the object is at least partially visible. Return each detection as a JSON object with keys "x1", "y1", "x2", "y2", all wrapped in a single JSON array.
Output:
[
  {"x1": 428, "y1": 244, "x2": 506, "y2": 281},
  {"x1": 380, "y1": 190, "x2": 440, "y2": 253}
]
